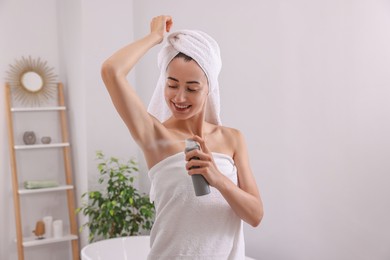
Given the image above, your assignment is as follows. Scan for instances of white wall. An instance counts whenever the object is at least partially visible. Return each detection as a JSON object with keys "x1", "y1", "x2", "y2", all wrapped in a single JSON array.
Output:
[
  {"x1": 1, "y1": 0, "x2": 137, "y2": 259},
  {"x1": 57, "y1": 0, "x2": 137, "y2": 248},
  {"x1": 2, "y1": 0, "x2": 390, "y2": 259},
  {"x1": 56, "y1": 0, "x2": 88, "y2": 249},
  {"x1": 133, "y1": 0, "x2": 390, "y2": 259},
  {"x1": 0, "y1": 1, "x2": 63, "y2": 259},
  {"x1": 80, "y1": 0, "x2": 137, "y2": 180}
]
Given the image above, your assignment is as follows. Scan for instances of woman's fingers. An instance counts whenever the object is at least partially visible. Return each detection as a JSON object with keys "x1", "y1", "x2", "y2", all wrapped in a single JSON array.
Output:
[
  {"x1": 191, "y1": 135, "x2": 211, "y2": 154},
  {"x1": 186, "y1": 155, "x2": 211, "y2": 170},
  {"x1": 185, "y1": 149, "x2": 211, "y2": 162},
  {"x1": 186, "y1": 157, "x2": 211, "y2": 170},
  {"x1": 150, "y1": 15, "x2": 173, "y2": 37},
  {"x1": 184, "y1": 136, "x2": 223, "y2": 187},
  {"x1": 165, "y1": 16, "x2": 173, "y2": 32},
  {"x1": 186, "y1": 159, "x2": 221, "y2": 187}
]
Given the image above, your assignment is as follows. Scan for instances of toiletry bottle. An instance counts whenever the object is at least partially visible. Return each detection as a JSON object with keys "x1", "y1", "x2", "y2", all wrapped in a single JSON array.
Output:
[{"x1": 185, "y1": 139, "x2": 210, "y2": 196}]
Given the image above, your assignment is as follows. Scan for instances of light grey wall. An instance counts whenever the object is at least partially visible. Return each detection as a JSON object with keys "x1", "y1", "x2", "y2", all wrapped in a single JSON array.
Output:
[
  {"x1": 56, "y1": 0, "x2": 88, "y2": 249},
  {"x1": 1, "y1": 0, "x2": 137, "y2": 258},
  {"x1": 133, "y1": 0, "x2": 390, "y2": 259},
  {"x1": 0, "y1": 0, "x2": 63, "y2": 259}
]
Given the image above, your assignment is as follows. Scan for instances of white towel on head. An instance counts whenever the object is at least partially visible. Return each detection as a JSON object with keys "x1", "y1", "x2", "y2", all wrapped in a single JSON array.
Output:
[{"x1": 147, "y1": 30, "x2": 222, "y2": 125}]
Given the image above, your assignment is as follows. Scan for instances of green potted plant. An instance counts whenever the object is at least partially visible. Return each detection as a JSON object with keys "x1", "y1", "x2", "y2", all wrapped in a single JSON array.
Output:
[{"x1": 76, "y1": 151, "x2": 155, "y2": 242}]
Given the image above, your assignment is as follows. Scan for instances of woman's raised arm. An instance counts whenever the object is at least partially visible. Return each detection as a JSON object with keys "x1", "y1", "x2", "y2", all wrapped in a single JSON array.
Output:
[{"x1": 101, "y1": 15, "x2": 172, "y2": 148}]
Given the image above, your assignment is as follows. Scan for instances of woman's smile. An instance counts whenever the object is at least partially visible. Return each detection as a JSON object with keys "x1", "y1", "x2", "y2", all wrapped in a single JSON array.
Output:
[{"x1": 172, "y1": 101, "x2": 192, "y2": 112}]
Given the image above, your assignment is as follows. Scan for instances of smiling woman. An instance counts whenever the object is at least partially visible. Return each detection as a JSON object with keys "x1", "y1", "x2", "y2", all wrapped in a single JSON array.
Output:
[
  {"x1": 164, "y1": 55, "x2": 209, "y2": 119},
  {"x1": 101, "y1": 15, "x2": 263, "y2": 259}
]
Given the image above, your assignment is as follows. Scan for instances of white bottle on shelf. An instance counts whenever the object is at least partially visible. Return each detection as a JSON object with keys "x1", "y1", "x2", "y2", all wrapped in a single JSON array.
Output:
[
  {"x1": 43, "y1": 216, "x2": 53, "y2": 238},
  {"x1": 53, "y1": 219, "x2": 63, "y2": 238}
]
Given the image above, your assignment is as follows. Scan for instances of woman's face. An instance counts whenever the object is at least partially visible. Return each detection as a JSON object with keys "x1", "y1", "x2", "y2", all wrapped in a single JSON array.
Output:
[{"x1": 164, "y1": 57, "x2": 209, "y2": 121}]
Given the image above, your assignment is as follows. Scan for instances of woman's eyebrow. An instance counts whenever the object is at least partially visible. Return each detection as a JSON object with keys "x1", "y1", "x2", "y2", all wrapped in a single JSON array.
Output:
[
  {"x1": 186, "y1": 81, "x2": 200, "y2": 85},
  {"x1": 167, "y1": 76, "x2": 179, "y2": 82},
  {"x1": 167, "y1": 77, "x2": 200, "y2": 85}
]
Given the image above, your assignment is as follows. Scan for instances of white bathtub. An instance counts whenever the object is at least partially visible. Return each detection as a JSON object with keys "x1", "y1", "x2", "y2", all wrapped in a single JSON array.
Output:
[
  {"x1": 81, "y1": 236, "x2": 150, "y2": 260},
  {"x1": 81, "y1": 236, "x2": 256, "y2": 260}
]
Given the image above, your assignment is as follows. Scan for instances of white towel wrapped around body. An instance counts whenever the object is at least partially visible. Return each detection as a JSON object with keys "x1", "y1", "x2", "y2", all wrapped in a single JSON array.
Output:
[
  {"x1": 148, "y1": 152, "x2": 245, "y2": 260},
  {"x1": 147, "y1": 30, "x2": 222, "y2": 125}
]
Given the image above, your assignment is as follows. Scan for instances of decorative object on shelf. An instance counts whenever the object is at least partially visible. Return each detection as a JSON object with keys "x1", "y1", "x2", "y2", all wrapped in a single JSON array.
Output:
[
  {"x1": 5, "y1": 56, "x2": 57, "y2": 106},
  {"x1": 53, "y1": 219, "x2": 63, "y2": 238},
  {"x1": 76, "y1": 151, "x2": 155, "y2": 242},
  {"x1": 23, "y1": 131, "x2": 36, "y2": 145},
  {"x1": 24, "y1": 180, "x2": 59, "y2": 189},
  {"x1": 41, "y1": 136, "x2": 52, "y2": 144},
  {"x1": 43, "y1": 216, "x2": 53, "y2": 238},
  {"x1": 33, "y1": 220, "x2": 45, "y2": 239}
]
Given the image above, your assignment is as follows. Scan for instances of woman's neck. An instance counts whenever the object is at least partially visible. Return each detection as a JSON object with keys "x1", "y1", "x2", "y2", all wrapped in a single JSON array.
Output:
[{"x1": 165, "y1": 115, "x2": 208, "y2": 138}]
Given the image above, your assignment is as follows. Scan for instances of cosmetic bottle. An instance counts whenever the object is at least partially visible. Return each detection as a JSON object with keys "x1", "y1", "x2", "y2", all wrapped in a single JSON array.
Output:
[{"x1": 185, "y1": 139, "x2": 210, "y2": 196}]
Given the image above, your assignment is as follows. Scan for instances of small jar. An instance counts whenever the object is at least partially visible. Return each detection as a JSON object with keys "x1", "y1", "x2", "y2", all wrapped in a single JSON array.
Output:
[{"x1": 41, "y1": 136, "x2": 52, "y2": 144}]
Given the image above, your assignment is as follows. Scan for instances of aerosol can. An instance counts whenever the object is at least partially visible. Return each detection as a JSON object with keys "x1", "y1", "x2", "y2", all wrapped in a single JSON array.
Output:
[{"x1": 185, "y1": 139, "x2": 210, "y2": 196}]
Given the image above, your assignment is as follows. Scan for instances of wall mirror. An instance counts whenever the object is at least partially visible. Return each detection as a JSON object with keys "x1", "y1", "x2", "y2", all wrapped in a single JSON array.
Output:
[
  {"x1": 21, "y1": 71, "x2": 44, "y2": 92},
  {"x1": 6, "y1": 56, "x2": 57, "y2": 106}
]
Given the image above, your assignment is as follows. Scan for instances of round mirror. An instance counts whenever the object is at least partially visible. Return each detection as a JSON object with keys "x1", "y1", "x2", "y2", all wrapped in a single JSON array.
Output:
[
  {"x1": 21, "y1": 71, "x2": 44, "y2": 92},
  {"x1": 6, "y1": 56, "x2": 57, "y2": 106}
]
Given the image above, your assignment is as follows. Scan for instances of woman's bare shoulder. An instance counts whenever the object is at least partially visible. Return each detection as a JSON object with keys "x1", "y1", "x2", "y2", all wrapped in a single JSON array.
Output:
[
  {"x1": 216, "y1": 125, "x2": 243, "y2": 140},
  {"x1": 207, "y1": 124, "x2": 244, "y2": 156}
]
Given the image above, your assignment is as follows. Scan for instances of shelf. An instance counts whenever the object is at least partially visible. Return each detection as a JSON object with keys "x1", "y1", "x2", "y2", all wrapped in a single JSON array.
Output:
[
  {"x1": 19, "y1": 185, "x2": 74, "y2": 195},
  {"x1": 6, "y1": 83, "x2": 80, "y2": 259},
  {"x1": 22, "y1": 234, "x2": 78, "y2": 247},
  {"x1": 14, "y1": 143, "x2": 70, "y2": 150},
  {"x1": 11, "y1": 106, "x2": 66, "y2": 112}
]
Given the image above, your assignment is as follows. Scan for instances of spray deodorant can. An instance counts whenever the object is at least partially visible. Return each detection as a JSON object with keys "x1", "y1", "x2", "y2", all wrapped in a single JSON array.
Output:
[{"x1": 185, "y1": 139, "x2": 210, "y2": 196}]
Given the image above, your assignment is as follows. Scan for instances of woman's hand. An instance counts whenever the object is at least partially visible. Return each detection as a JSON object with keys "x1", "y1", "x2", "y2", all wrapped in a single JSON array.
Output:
[
  {"x1": 150, "y1": 15, "x2": 173, "y2": 43},
  {"x1": 185, "y1": 135, "x2": 225, "y2": 188},
  {"x1": 185, "y1": 134, "x2": 263, "y2": 227}
]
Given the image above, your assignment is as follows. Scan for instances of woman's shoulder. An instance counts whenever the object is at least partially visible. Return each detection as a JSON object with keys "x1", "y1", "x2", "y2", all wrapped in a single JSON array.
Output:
[
  {"x1": 211, "y1": 125, "x2": 250, "y2": 164},
  {"x1": 207, "y1": 124, "x2": 245, "y2": 156},
  {"x1": 213, "y1": 124, "x2": 244, "y2": 140}
]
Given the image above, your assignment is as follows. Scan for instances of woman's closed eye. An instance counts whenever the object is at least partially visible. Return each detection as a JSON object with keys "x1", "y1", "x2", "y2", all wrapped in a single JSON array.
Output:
[
  {"x1": 168, "y1": 85, "x2": 197, "y2": 93},
  {"x1": 186, "y1": 87, "x2": 197, "y2": 92}
]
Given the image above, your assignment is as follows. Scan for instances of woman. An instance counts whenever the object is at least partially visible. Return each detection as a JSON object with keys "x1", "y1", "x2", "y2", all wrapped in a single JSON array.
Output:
[{"x1": 101, "y1": 15, "x2": 263, "y2": 260}]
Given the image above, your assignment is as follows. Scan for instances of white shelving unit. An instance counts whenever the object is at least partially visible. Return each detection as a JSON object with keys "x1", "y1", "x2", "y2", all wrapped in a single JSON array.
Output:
[
  {"x1": 14, "y1": 143, "x2": 70, "y2": 150},
  {"x1": 22, "y1": 234, "x2": 78, "y2": 248},
  {"x1": 5, "y1": 83, "x2": 80, "y2": 260},
  {"x1": 11, "y1": 106, "x2": 66, "y2": 112}
]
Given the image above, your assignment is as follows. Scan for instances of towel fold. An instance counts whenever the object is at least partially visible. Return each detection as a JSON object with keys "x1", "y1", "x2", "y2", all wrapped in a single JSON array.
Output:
[
  {"x1": 147, "y1": 30, "x2": 222, "y2": 125},
  {"x1": 24, "y1": 180, "x2": 59, "y2": 189}
]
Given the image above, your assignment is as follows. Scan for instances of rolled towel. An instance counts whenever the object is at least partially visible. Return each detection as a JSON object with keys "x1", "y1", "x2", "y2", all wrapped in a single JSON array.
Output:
[
  {"x1": 147, "y1": 30, "x2": 223, "y2": 125},
  {"x1": 24, "y1": 180, "x2": 59, "y2": 189}
]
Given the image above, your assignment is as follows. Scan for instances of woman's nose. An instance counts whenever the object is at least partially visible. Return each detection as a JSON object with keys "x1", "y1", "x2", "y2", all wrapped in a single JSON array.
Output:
[{"x1": 174, "y1": 88, "x2": 186, "y2": 102}]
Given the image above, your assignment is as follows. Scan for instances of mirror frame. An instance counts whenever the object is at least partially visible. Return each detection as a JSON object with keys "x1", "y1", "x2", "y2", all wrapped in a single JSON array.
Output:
[{"x1": 6, "y1": 56, "x2": 57, "y2": 106}]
